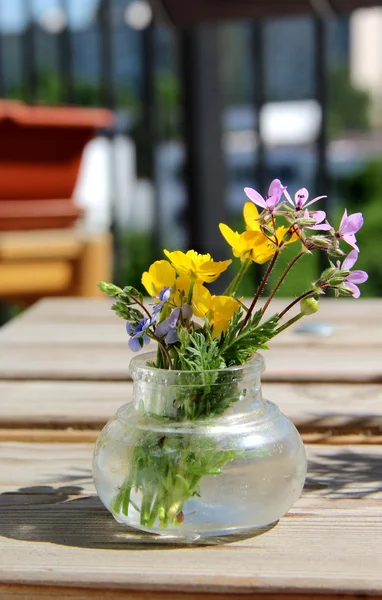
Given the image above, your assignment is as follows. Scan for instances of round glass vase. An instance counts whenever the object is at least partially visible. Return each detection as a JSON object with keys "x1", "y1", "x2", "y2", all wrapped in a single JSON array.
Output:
[{"x1": 93, "y1": 352, "x2": 306, "y2": 541}]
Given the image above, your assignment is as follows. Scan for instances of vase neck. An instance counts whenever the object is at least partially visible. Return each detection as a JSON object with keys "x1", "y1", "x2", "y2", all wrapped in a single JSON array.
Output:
[{"x1": 130, "y1": 353, "x2": 265, "y2": 421}]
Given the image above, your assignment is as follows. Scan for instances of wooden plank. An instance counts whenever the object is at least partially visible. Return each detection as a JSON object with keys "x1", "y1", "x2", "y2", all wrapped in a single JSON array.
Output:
[
  {"x1": 0, "y1": 586, "x2": 377, "y2": 600},
  {"x1": 0, "y1": 381, "x2": 381, "y2": 436},
  {"x1": 0, "y1": 229, "x2": 82, "y2": 261},
  {"x1": 0, "y1": 443, "x2": 381, "y2": 597},
  {"x1": 11, "y1": 297, "x2": 381, "y2": 324},
  {"x1": 0, "y1": 261, "x2": 72, "y2": 295},
  {"x1": 1, "y1": 318, "x2": 382, "y2": 347},
  {"x1": 0, "y1": 345, "x2": 380, "y2": 382},
  {"x1": 1, "y1": 297, "x2": 380, "y2": 347},
  {"x1": 1, "y1": 429, "x2": 382, "y2": 444}
]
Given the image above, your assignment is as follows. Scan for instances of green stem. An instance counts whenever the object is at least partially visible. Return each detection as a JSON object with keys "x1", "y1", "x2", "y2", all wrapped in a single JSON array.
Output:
[
  {"x1": 224, "y1": 258, "x2": 251, "y2": 296},
  {"x1": 120, "y1": 484, "x2": 132, "y2": 516},
  {"x1": 150, "y1": 331, "x2": 173, "y2": 370},
  {"x1": 274, "y1": 311, "x2": 304, "y2": 335},
  {"x1": 261, "y1": 250, "x2": 306, "y2": 316},
  {"x1": 239, "y1": 252, "x2": 279, "y2": 333},
  {"x1": 131, "y1": 295, "x2": 152, "y2": 320},
  {"x1": 278, "y1": 289, "x2": 316, "y2": 319},
  {"x1": 187, "y1": 278, "x2": 196, "y2": 305},
  {"x1": 147, "y1": 492, "x2": 163, "y2": 528}
]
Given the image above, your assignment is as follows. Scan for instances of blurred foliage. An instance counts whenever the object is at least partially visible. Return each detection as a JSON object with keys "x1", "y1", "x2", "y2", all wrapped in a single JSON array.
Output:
[
  {"x1": 155, "y1": 71, "x2": 180, "y2": 140},
  {"x1": 336, "y1": 159, "x2": 382, "y2": 297},
  {"x1": 8, "y1": 69, "x2": 137, "y2": 108},
  {"x1": 328, "y1": 66, "x2": 371, "y2": 136},
  {"x1": 115, "y1": 230, "x2": 156, "y2": 295}
]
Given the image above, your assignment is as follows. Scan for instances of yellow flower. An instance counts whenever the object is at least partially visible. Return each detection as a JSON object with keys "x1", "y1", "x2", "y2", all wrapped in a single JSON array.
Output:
[
  {"x1": 219, "y1": 224, "x2": 265, "y2": 260},
  {"x1": 243, "y1": 202, "x2": 262, "y2": 232},
  {"x1": 173, "y1": 274, "x2": 192, "y2": 304},
  {"x1": 244, "y1": 202, "x2": 298, "y2": 247},
  {"x1": 163, "y1": 249, "x2": 231, "y2": 283},
  {"x1": 192, "y1": 283, "x2": 239, "y2": 338},
  {"x1": 211, "y1": 295, "x2": 240, "y2": 337},
  {"x1": 142, "y1": 260, "x2": 176, "y2": 296}
]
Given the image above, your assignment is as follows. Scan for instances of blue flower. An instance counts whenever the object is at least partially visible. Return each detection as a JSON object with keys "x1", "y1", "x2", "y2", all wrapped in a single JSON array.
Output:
[
  {"x1": 152, "y1": 286, "x2": 172, "y2": 317},
  {"x1": 154, "y1": 305, "x2": 192, "y2": 345},
  {"x1": 126, "y1": 317, "x2": 153, "y2": 352}
]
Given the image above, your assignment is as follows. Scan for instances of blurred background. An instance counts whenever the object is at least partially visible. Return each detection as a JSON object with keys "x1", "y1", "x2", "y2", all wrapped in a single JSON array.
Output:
[{"x1": 0, "y1": 0, "x2": 381, "y2": 324}]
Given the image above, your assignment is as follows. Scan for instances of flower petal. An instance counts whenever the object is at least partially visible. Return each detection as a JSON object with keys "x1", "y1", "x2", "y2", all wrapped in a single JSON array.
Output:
[
  {"x1": 266, "y1": 195, "x2": 280, "y2": 210},
  {"x1": 244, "y1": 187, "x2": 267, "y2": 208},
  {"x1": 192, "y1": 283, "x2": 212, "y2": 316},
  {"x1": 347, "y1": 270, "x2": 368, "y2": 284},
  {"x1": 243, "y1": 202, "x2": 261, "y2": 231},
  {"x1": 181, "y1": 304, "x2": 193, "y2": 320},
  {"x1": 309, "y1": 224, "x2": 332, "y2": 231},
  {"x1": 339, "y1": 208, "x2": 348, "y2": 230},
  {"x1": 304, "y1": 195, "x2": 326, "y2": 208},
  {"x1": 342, "y1": 233, "x2": 359, "y2": 252},
  {"x1": 344, "y1": 282, "x2": 361, "y2": 298},
  {"x1": 126, "y1": 322, "x2": 134, "y2": 335},
  {"x1": 128, "y1": 336, "x2": 142, "y2": 352},
  {"x1": 168, "y1": 307, "x2": 181, "y2": 327},
  {"x1": 283, "y1": 187, "x2": 294, "y2": 206},
  {"x1": 155, "y1": 320, "x2": 170, "y2": 337},
  {"x1": 342, "y1": 249, "x2": 359, "y2": 270},
  {"x1": 294, "y1": 188, "x2": 309, "y2": 208},
  {"x1": 340, "y1": 212, "x2": 364, "y2": 235},
  {"x1": 268, "y1": 179, "x2": 284, "y2": 198},
  {"x1": 312, "y1": 210, "x2": 326, "y2": 223},
  {"x1": 165, "y1": 329, "x2": 179, "y2": 344}
]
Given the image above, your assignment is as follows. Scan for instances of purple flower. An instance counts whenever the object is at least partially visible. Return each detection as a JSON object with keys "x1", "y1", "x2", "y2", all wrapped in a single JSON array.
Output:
[
  {"x1": 155, "y1": 305, "x2": 192, "y2": 345},
  {"x1": 284, "y1": 187, "x2": 326, "y2": 210},
  {"x1": 336, "y1": 209, "x2": 363, "y2": 251},
  {"x1": 338, "y1": 250, "x2": 368, "y2": 298},
  {"x1": 126, "y1": 317, "x2": 153, "y2": 352},
  {"x1": 303, "y1": 209, "x2": 331, "y2": 231},
  {"x1": 244, "y1": 179, "x2": 286, "y2": 211},
  {"x1": 152, "y1": 286, "x2": 171, "y2": 317}
]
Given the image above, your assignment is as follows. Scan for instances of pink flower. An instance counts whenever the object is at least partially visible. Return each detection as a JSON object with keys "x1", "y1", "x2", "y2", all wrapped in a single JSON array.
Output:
[
  {"x1": 284, "y1": 187, "x2": 326, "y2": 210},
  {"x1": 244, "y1": 179, "x2": 286, "y2": 211},
  {"x1": 304, "y1": 209, "x2": 331, "y2": 231},
  {"x1": 338, "y1": 250, "x2": 368, "y2": 298},
  {"x1": 336, "y1": 209, "x2": 363, "y2": 251}
]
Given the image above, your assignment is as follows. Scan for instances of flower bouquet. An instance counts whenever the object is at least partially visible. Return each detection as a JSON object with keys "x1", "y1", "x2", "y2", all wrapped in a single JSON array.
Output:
[{"x1": 93, "y1": 180, "x2": 366, "y2": 539}]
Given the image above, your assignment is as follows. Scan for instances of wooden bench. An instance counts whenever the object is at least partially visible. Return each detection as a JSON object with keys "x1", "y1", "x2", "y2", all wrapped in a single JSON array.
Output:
[{"x1": 0, "y1": 230, "x2": 112, "y2": 304}]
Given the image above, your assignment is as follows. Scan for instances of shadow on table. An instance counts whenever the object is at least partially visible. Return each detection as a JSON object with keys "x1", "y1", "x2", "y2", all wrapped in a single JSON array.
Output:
[
  {"x1": 1, "y1": 447, "x2": 381, "y2": 550},
  {"x1": 0, "y1": 484, "x2": 276, "y2": 550},
  {"x1": 305, "y1": 448, "x2": 382, "y2": 498}
]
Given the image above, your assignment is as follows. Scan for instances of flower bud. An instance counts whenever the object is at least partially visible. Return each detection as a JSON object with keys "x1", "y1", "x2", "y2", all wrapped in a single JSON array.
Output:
[
  {"x1": 307, "y1": 236, "x2": 332, "y2": 250},
  {"x1": 282, "y1": 229, "x2": 294, "y2": 242},
  {"x1": 338, "y1": 286, "x2": 355, "y2": 297},
  {"x1": 98, "y1": 281, "x2": 123, "y2": 296},
  {"x1": 320, "y1": 267, "x2": 337, "y2": 283},
  {"x1": 300, "y1": 297, "x2": 319, "y2": 315},
  {"x1": 295, "y1": 217, "x2": 317, "y2": 226},
  {"x1": 328, "y1": 248, "x2": 345, "y2": 258},
  {"x1": 261, "y1": 224, "x2": 275, "y2": 236},
  {"x1": 178, "y1": 327, "x2": 190, "y2": 345},
  {"x1": 328, "y1": 276, "x2": 346, "y2": 286}
]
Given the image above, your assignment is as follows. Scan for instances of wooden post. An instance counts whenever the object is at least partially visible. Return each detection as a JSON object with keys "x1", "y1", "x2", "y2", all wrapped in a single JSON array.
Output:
[{"x1": 75, "y1": 232, "x2": 113, "y2": 297}]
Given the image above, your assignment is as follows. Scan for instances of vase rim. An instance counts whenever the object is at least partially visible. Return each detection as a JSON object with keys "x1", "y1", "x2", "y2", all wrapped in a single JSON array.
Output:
[{"x1": 129, "y1": 351, "x2": 265, "y2": 379}]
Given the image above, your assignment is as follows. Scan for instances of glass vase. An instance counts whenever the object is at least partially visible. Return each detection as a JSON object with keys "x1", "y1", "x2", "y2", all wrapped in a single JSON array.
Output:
[{"x1": 93, "y1": 352, "x2": 306, "y2": 541}]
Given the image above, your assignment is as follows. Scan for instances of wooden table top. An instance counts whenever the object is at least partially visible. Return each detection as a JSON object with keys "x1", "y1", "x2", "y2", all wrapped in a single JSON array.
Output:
[{"x1": 0, "y1": 297, "x2": 381, "y2": 599}]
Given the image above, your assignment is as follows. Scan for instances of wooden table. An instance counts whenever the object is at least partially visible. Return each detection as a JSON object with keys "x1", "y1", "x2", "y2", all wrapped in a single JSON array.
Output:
[{"x1": 0, "y1": 297, "x2": 381, "y2": 599}]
